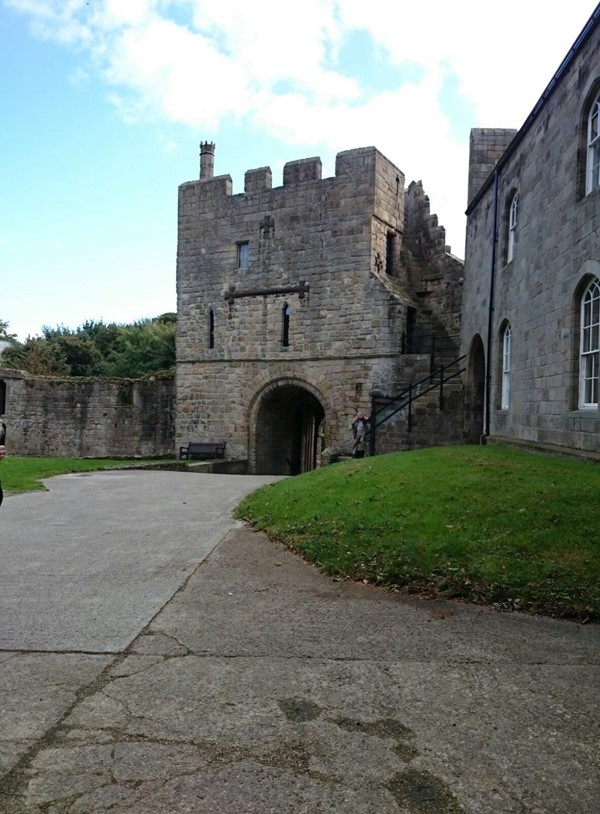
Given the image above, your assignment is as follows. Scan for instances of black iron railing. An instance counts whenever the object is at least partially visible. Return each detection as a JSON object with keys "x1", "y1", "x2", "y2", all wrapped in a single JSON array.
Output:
[{"x1": 368, "y1": 355, "x2": 466, "y2": 456}]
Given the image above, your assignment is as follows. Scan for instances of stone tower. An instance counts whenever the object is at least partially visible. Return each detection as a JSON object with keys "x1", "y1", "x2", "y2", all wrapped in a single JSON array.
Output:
[{"x1": 176, "y1": 144, "x2": 463, "y2": 473}]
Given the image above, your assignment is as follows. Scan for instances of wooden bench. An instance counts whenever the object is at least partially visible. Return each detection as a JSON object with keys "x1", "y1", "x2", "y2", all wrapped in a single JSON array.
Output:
[{"x1": 179, "y1": 441, "x2": 226, "y2": 460}]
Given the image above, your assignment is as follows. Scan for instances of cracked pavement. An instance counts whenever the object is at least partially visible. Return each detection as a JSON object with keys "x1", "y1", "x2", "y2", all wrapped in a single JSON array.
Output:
[{"x1": 1, "y1": 470, "x2": 599, "y2": 813}]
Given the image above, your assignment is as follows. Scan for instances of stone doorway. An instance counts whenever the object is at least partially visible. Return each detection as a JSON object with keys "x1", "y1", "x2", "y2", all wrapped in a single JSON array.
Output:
[
  {"x1": 254, "y1": 383, "x2": 325, "y2": 475},
  {"x1": 464, "y1": 334, "x2": 485, "y2": 443}
]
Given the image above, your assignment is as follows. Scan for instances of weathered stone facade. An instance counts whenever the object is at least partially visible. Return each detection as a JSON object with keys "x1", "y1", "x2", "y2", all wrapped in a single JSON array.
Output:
[
  {"x1": 461, "y1": 6, "x2": 600, "y2": 454},
  {"x1": 176, "y1": 145, "x2": 463, "y2": 473},
  {"x1": 0, "y1": 368, "x2": 174, "y2": 457}
]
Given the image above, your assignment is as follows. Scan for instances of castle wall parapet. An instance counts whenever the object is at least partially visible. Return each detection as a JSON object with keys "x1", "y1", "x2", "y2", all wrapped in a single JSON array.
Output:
[
  {"x1": 283, "y1": 157, "x2": 322, "y2": 185},
  {"x1": 245, "y1": 166, "x2": 272, "y2": 193}
]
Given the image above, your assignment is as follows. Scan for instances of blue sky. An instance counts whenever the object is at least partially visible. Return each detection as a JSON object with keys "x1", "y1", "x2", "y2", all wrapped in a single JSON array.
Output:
[{"x1": 1, "y1": 0, "x2": 598, "y2": 341}]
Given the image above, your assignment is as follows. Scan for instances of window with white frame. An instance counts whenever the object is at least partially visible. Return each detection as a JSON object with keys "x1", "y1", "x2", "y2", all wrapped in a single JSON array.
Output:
[
  {"x1": 501, "y1": 324, "x2": 511, "y2": 410},
  {"x1": 579, "y1": 277, "x2": 600, "y2": 408},
  {"x1": 587, "y1": 92, "x2": 600, "y2": 195},
  {"x1": 507, "y1": 193, "x2": 518, "y2": 262}
]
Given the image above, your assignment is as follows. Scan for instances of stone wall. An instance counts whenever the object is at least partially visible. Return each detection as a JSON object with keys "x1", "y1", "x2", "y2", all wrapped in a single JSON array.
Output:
[
  {"x1": 461, "y1": 10, "x2": 600, "y2": 453},
  {"x1": 467, "y1": 129, "x2": 517, "y2": 207},
  {"x1": 0, "y1": 368, "x2": 174, "y2": 457}
]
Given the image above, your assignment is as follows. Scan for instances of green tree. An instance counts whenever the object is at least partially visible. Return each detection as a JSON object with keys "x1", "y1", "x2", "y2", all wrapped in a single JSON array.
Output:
[
  {"x1": 1, "y1": 315, "x2": 176, "y2": 378},
  {"x1": 52, "y1": 334, "x2": 105, "y2": 377},
  {"x1": 1, "y1": 321, "x2": 24, "y2": 369},
  {"x1": 103, "y1": 318, "x2": 176, "y2": 378},
  {"x1": 2, "y1": 336, "x2": 70, "y2": 376}
]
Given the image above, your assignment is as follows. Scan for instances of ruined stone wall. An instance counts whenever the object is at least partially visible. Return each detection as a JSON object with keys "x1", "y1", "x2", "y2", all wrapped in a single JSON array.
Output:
[
  {"x1": 0, "y1": 369, "x2": 174, "y2": 457},
  {"x1": 461, "y1": 14, "x2": 600, "y2": 453},
  {"x1": 403, "y1": 180, "x2": 464, "y2": 349}
]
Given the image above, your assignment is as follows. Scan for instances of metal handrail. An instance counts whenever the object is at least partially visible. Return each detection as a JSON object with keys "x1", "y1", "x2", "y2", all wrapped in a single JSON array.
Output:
[{"x1": 368, "y1": 355, "x2": 466, "y2": 456}]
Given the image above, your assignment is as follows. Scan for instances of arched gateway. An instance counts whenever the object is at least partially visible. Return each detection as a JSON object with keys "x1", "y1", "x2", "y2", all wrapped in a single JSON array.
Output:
[{"x1": 249, "y1": 379, "x2": 326, "y2": 475}]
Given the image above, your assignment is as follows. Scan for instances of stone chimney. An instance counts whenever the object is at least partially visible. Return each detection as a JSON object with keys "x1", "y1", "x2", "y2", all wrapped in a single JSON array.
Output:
[{"x1": 199, "y1": 141, "x2": 215, "y2": 180}]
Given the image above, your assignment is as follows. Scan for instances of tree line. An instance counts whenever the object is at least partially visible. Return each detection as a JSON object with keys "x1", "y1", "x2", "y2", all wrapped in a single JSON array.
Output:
[{"x1": 0, "y1": 315, "x2": 176, "y2": 379}]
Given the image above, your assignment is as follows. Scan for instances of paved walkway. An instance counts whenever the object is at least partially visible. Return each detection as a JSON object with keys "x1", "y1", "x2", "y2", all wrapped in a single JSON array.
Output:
[{"x1": 0, "y1": 471, "x2": 599, "y2": 813}]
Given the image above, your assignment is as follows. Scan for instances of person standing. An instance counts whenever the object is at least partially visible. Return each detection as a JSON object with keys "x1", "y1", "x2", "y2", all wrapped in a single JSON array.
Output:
[{"x1": 351, "y1": 412, "x2": 370, "y2": 458}]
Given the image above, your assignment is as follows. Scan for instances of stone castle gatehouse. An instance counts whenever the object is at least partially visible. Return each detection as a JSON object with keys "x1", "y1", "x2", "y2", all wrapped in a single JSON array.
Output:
[{"x1": 176, "y1": 144, "x2": 464, "y2": 474}]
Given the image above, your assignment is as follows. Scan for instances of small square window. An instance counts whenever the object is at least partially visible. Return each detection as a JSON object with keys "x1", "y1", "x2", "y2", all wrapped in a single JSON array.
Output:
[{"x1": 237, "y1": 242, "x2": 249, "y2": 269}]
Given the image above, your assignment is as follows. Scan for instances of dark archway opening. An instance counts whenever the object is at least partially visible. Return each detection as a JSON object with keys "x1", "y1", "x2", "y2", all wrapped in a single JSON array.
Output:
[
  {"x1": 465, "y1": 335, "x2": 485, "y2": 443},
  {"x1": 255, "y1": 385, "x2": 325, "y2": 475}
]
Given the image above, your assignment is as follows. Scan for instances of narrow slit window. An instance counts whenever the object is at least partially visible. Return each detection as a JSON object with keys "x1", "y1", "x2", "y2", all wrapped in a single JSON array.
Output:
[
  {"x1": 208, "y1": 309, "x2": 215, "y2": 349},
  {"x1": 282, "y1": 302, "x2": 291, "y2": 347}
]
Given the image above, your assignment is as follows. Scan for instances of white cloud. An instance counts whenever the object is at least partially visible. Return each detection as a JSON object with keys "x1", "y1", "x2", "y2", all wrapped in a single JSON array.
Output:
[
  {"x1": 5, "y1": 0, "x2": 598, "y2": 253},
  {"x1": 336, "y1": 0, "x2": 597, "y2": 126},
  {"x1": 5, "y1": 0, "x2": 92, "y2": 44},
  {"x1": 101, "y1": 18, "x2": 251, "y2": 127},
  {"x1": 100, "y1": 0, "x2": 156, "y2": 27},
  {"x1": 9, "y1": 0, "x2": 596, "y2": 129}
]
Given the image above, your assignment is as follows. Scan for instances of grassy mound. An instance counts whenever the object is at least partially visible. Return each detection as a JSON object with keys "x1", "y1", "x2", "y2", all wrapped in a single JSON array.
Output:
[{"x1": 236, "y1": 445, "x2": 600, "y2": 620}]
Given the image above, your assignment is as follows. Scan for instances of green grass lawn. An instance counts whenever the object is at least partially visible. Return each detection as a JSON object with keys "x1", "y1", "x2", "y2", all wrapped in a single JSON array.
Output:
[
  {"x1": 236, "y1": 445, "x2": 600, "y2": 620},
  {"x1": 1, "y1": 457, "x2": 139, "y2": 494}
]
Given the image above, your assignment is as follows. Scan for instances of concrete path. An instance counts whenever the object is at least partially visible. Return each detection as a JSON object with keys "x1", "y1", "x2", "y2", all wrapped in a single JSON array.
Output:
[{"x1": 0, "y1": 472, "x2": 599, "y2": 813}]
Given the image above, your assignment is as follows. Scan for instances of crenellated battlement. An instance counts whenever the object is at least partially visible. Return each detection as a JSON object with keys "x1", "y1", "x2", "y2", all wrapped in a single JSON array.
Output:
[
  {"x1": 244, "y1": 166, "x2": 272, "y2": 193},
  {"x1": 180, "y1": 144, "x2": 404, "y2": 203},
  {"x1": 282, "y1": 156, "x2": 322, "y2": 185}
]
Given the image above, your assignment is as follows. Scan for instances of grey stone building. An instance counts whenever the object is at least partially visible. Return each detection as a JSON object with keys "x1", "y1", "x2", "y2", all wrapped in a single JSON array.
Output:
[
  {"x1": 461, "y1": 4, "x2": 600, "y2": 455},
  {"x1": 176, "y1": 144, "x2": 463, "y2": 474}
]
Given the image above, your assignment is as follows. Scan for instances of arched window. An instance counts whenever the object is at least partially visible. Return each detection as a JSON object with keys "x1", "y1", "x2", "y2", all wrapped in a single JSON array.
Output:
[
  {"x1": 282, "y1": 302, "x2": 291, "y2": 347},
  {"x1": 208, "y1": 309, "x2": 215, "y2": 349},
  {"x1": 579, "y1": 277, "x2": 600, "y2": 408},
  {"x1": 587, "y1": 91, "x2": 600, "y2": 195},
  {"x1": 507, "y1": 192, "x2": 518, "y2": 263},
  {"x1": 501, "y1": 324, "x2": 511, "y2": 410}
]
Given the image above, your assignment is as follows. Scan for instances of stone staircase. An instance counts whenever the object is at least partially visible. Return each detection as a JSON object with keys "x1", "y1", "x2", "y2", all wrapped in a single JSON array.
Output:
[{"x1": 369, "y1": 309, "x2": 466, "y2": 454}]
